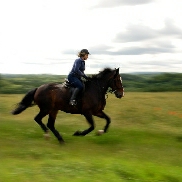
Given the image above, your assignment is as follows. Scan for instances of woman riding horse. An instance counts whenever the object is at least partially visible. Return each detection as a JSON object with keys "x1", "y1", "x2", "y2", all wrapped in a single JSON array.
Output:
[{"x1": 12, "y1": 68, "x2": 124, "y2": 144}]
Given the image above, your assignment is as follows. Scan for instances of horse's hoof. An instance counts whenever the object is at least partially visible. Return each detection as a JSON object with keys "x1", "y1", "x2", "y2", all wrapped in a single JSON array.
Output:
[
  {"x1": 59, "y1": 140, "x2": 65, "y2": 144},
  {"x1": 58, "y1": 138, "x2": 65, "y2": 144},
  {"x1": 73, "y1": 130, "x2": 82, "y2": 136},
  {"x1": 96, "y1": 130, "x2": 105, "y2": 136},
  {"x1": 43, "y1": 133, "x2": 50, "y2": 140}
]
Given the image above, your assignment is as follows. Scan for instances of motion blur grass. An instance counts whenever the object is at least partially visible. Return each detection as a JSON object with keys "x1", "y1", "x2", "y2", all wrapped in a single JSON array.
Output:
[{"x1": 0, "y1": 92, "x2": 182, "y2": 182}]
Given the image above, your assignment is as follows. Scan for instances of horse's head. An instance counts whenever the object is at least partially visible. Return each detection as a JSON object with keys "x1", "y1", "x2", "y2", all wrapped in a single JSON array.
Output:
[
  {"x1": 91, "y1": 68, "x2": 124, "y2": 98},
  {"x1": 109, "y1": 68, "x2": 124, "y2": 98}
]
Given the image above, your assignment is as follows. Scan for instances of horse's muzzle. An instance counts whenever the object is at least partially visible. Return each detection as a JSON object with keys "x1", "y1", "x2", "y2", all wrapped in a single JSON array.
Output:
[{"x1": 114, "y1": 91, "x2": 124, "y2": 98}]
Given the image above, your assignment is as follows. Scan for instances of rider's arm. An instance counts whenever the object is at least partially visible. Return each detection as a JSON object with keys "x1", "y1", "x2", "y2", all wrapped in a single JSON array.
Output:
[{"x1": 73, "y1": 59, "x2": 88, "y2": 79}]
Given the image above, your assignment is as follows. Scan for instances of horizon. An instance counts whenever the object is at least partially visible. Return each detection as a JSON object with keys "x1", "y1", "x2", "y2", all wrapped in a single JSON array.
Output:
[{"x1": 1, "y1": 71, "x2": 182, "y2": 76}]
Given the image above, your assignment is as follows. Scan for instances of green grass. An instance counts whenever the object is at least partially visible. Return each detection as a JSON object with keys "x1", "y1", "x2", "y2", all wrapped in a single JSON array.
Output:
[{"x1": 0, "y1": 92, "x2": 182, "y2": 182}]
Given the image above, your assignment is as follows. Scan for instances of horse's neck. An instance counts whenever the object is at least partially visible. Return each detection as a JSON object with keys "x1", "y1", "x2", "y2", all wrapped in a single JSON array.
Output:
[{"x1": 91, "y1": 79, "x2": 109, "y2": 95}]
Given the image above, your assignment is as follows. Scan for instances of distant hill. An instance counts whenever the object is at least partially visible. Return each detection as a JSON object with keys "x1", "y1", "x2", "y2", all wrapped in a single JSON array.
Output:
[
  {"x1": 0, "y1": 73, "x2": 182, "y2": 93},
  {"x1": 121, "y1": 73, "x2": 182, "y2": 92}
]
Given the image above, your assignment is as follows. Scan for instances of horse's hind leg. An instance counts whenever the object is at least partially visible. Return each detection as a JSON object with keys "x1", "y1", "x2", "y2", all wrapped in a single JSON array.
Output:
[
  {"x1": 47, "y1": 110, "x2": 64, "y2": 144},
  {"x1": 34, "y1": 111, "x2": 49, "y2": 135},
  {"x1": 73, "y1": 112, "x2": 95, "y2": 136}
]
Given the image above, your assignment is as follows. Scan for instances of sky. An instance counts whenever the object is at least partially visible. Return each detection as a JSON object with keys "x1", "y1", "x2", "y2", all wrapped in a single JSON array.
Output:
[{"x1": 0, "y1": 0, "x2": 182, "y2": 75}]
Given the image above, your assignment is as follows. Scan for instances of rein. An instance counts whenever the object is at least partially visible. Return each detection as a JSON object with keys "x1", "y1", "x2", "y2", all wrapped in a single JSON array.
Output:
[{"x1": 90, "y1": 77, "x2": 121, "y2": 100}]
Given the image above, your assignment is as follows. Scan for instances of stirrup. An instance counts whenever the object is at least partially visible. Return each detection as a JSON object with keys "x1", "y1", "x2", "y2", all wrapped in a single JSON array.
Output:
[{"x1": 69, "y1": 100, "x2": 77, "y2": 106}]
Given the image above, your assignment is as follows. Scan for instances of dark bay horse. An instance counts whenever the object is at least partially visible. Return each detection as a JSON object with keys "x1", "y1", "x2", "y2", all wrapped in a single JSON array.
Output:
[{"x1": 12, "y1": 68, "x2": 124, "y2": 143}]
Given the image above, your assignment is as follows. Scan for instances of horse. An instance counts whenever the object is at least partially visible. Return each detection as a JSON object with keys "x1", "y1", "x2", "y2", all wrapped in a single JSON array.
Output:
[{"x1": 11, "y1": 68, "x2": 124, "y2": 144}]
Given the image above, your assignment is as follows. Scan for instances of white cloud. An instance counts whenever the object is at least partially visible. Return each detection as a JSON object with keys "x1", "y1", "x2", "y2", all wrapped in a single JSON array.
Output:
[
  {"x1": 93, "y1": 0, "x2": 155, "y2": 8},
  {"x1": 0, "y1": 0, "x2": 182, "y2": 74}
]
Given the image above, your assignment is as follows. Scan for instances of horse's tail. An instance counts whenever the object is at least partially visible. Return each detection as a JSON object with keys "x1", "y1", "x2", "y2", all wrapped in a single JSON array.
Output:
[{"x1": 11, "y1": 88, "x2": 37, "y2": 115}]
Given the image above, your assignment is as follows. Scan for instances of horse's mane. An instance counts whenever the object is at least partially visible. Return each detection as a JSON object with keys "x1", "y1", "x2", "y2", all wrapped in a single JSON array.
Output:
[{"x1": 91, "y1": 68, "x2": 113, "y2": 79}]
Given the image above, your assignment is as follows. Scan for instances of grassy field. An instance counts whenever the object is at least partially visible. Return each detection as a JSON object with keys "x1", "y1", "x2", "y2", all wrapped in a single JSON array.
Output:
[{"x1": 0, "y1": 92, "x2": 182, "y2": 182}]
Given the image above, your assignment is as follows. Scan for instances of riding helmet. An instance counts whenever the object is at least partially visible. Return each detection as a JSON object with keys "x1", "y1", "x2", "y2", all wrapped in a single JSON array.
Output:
[{"x1": 80, "y1": 49, "x2": 90, "y2": 55}]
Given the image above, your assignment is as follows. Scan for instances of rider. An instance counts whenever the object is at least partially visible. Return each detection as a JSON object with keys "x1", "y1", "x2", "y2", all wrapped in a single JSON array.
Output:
[{"x1": 67, "y1": 49, "x2": 90, "y2": 106}]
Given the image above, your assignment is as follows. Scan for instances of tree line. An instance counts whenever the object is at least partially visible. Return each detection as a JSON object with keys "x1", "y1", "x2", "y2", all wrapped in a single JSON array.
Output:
[{"x1": 0, "y1": 73, "x2": 182, "y2": 94}]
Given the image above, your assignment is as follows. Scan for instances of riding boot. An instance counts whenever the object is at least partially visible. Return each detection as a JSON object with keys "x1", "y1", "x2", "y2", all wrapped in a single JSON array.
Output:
[{"x1": 69, "y1": 88, "x2": 80, "y2": 105}]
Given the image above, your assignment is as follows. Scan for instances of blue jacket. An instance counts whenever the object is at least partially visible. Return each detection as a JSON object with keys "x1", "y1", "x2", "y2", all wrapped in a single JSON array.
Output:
[{"x1": 68, "y1": 58, "x2": 87, "y2": 79}]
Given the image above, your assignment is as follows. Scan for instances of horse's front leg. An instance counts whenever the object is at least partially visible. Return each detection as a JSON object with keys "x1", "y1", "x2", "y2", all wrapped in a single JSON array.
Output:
[
  {"x1": 94, "y1": 111, "x2": 111, "y2": 134},
  {"x1": 73, "y1": 112, "x2": 95, "y2": 136}
]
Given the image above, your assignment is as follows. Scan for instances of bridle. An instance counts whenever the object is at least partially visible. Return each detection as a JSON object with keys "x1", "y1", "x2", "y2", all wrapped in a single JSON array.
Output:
[{"x1": 108, "y1": 75, "x2": 124, "y2": 93}]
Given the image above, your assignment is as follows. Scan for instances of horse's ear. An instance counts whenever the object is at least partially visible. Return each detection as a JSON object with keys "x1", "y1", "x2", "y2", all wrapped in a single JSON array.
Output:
[
  {"x1": 114, "y1": 68, "x2": 119, "y2": 78},
  {"x1": 115, "y1": 68, "x2": 119, "y2": 74}
]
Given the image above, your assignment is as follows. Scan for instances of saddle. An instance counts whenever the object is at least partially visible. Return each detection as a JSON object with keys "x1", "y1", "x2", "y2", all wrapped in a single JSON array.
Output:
[
  {"x1": 62, "y1": 78, "x2": 85, "y2": 92},
  {"x1": 62, "y1": 79, "x2": 72, "y2": 88}
]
